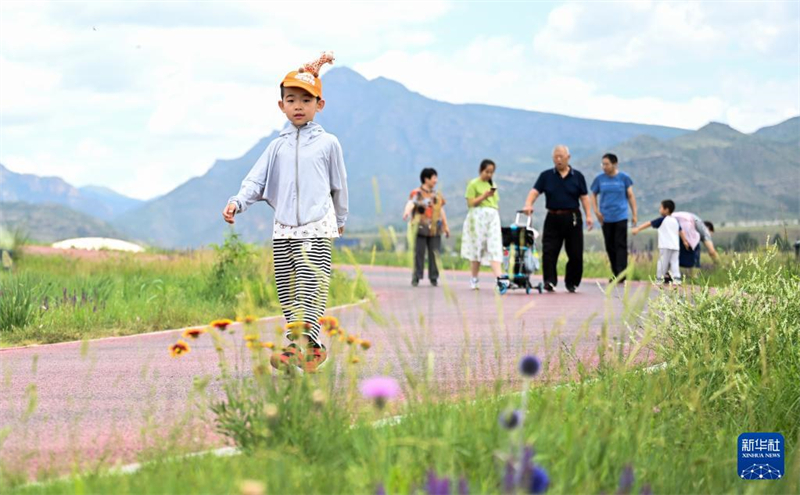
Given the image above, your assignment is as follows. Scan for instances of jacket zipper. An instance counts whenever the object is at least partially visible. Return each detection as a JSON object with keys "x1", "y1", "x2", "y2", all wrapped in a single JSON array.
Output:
[{"x1": 295, "y1": 127, "x2": 300, "y2": 225}]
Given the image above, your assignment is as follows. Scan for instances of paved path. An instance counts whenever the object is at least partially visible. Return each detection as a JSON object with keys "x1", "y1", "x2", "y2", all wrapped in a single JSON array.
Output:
[{"x1": 0, "y1": 265, "x2": 651, "y2": 477}]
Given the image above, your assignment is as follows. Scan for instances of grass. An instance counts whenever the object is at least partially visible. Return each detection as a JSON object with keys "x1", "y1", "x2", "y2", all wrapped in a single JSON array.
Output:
[
  {"x1": 3, "y1": 248, "x2": 798, "y2": 494},
  {"x1": 0, "y1": 233, "x2": 371, "y2": 346}
]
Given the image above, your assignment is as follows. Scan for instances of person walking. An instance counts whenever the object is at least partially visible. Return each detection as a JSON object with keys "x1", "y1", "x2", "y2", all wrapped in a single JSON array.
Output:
[
  {"x1": 460, "y1": 159, "x2": 510, "y2": 293},
  {"x1": 403, "y1": 167, "x2": 450, "y2": 287},
  {"x1": 522, "y1": 145, "x2": 593, "y2": 293},
  {"x1": 590, "y1": 153, "x2": 637, "y2": 282}
]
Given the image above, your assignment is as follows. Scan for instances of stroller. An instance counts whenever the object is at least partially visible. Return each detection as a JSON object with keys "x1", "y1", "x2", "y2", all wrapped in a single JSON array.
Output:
[{"x1": 501, "y1": 211, "x2": 544, "y2": 294}]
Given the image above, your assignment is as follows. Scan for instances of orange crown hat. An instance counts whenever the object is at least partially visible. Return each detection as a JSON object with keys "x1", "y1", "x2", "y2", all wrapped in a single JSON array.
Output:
[{"x1": 281, "y1": 51, "x2": 335, "y2": 98}]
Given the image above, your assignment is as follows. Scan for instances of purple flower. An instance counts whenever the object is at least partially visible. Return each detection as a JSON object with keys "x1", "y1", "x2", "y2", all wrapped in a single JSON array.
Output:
[
  {"x1": 499, "y1": 410, "x2": 522, "y2": 430},
  {"x1": 458, "y1": 477, "x2": 469, "y2": 495},
  {"x1": 426, "y1": 471, "x2": 451, "y2": 495},
  {"x1": 360, "y1": 376, "x2": 401, "y2": 408},
  {"x1": 520, "y1": 356, "x2": 541, "y2": 377},
  {"x1": 618, "y1": 464, "x2": 634, "y2": 494},
  {"x1": 639, "y1": 484, "x2": 652, "y2": 495},
  {"x1": 528, "y1": 466, "x2": 549, "y2": 494},
  {"x1": 374, "y1": 483, "x2": 386, "y2": 495}
]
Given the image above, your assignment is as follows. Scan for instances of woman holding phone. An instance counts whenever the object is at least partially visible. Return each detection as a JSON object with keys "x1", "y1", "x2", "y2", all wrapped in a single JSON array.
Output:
[{"x1": 460, "y1": 159, "x2": 510, "y2": 293}]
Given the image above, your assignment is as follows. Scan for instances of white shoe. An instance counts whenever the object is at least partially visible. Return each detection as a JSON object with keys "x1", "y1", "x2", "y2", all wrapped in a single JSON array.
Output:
[{"x1": 470, "y1": 277, "x2": 479, "y2": 290}]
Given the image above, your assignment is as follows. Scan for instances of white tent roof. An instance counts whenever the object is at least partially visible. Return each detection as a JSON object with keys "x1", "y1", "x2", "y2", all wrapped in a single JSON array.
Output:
[{"x1": 51, "y1": 237, "x2": 145, "y2": 253}]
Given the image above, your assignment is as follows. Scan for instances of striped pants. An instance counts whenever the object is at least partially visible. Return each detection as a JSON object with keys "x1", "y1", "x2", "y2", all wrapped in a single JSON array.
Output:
[{"x1": 273, "y1": 238, "x2": 332, "y2": 344}]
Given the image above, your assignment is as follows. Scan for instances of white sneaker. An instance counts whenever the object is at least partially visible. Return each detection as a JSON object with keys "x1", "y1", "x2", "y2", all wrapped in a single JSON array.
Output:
[{"x1": 470, "y1": 277, "x2": 479, "y2": 290}]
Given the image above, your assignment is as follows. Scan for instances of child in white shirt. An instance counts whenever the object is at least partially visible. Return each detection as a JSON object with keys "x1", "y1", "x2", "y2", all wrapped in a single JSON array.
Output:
[{"x1": 632, "y1": 199, "x2": 689, "y2": 285}]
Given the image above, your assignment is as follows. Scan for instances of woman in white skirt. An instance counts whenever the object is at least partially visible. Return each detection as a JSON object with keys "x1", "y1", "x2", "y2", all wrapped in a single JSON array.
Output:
[{"x1": 461, "y1": 159, "x2": 510, "y2": 293}]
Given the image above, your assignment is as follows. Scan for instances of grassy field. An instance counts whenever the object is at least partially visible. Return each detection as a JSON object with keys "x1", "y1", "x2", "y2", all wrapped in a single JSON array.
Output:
[
  {"x1": 2, "y1": 248, "x2": 798, "y2": 494},
  {"x1": 0, "y1": 233, "x2": 371, "y2": 346}
]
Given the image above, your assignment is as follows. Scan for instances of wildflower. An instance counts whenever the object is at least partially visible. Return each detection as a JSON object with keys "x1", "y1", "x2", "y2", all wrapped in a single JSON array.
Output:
[
  {"x1": 519, "y1": 355, "x2": 541, "y2": 378},
  {"x1": 261, "y1": 341, "x2": 275, "y2": 349},
  {"x1": 265, "y1": 403, "x2": 279, "y2": 419},
  {"x1": 244, "y1": 334, "x2": 259, "y2": 342},
  {"x1": 499, "y1": 409, "x2": 522, "y2": 430},
  {"x1": 529, "y1": 466, "x2": 549, "y2": 494},
  {"x1": 351, "y1": 357, "x2": 361, "y2": 364},
  {"x1": 330, "y1": 329, "x2": 339, "y2": 337},
  {"x1": 618, "y1": 464, "x2": 634, "y2": 494},
  {"x1": 286, "y1": 321, "x2": 311, "y2": 338},
  {"x1": 652, "y1": 406, "x2": 661, "y2": 414},
  {"x1": 236, "y1": 315, "x2": 258, "y2": 324},
  {"x1": 360, "y1": 339, "x2": 372, "y2": 350},
  {"x1": 319, "y1": 316, "x2": 339, "y2": 331},
  {"x1": 182, "y1": 328, "x2": 205, "y2": 339},
  {"x1": 239, "y1": 479, "x2": 265, "y2": 495},
  {"x1": 458, "y1": 477, "x2": 469, "y2": 495},
  {"x1": 312, "y1": 389, "x2": 326, "y2": 405},
  {"x1": 169, "y1": 340, "x2": 190, "y2": 357},
  {"x1": 360, "y1": 376, "x2": 401, "y2": 409},
  {"x1": 246, "y1": 341, "x2": 260, "y2": 349},
  {"x1": 426, "y1": 471, "x2": 451, "y2": 495},
  {"x1": 347, "y1": 335, "x2": 357, "y2": 345},
  {"x1": 210, "y1": 318, "x2": 234, "y2": 331},
  {"x1": 375, "y1": 484, "x2": 386, "y2": 495}
]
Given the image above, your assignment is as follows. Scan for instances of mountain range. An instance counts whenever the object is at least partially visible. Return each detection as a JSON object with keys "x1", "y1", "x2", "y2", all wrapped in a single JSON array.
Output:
[{"x1": 1, "y1": 68, "x2": 797, "y2": 248}]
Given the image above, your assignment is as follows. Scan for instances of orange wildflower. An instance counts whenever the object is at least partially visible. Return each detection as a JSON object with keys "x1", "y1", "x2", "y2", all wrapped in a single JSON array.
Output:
[
  {"x1": 243, "y1": 334, "x2": 259, "y2": 342},
  {"x1": 261, "y1": 341, "x2": 275, "y2": 349},
  {"x1": 318, "y1": 316, "x2": 339, "y2": 331},
  {"x1": 210, "y1": 318, "x2": 234, "y2": 331},
  {"x1": 236, "y1": 315, "x2": 258, "y2": 324},
  {"x1": 359, "y1": 339, "x2": 372, "y2": 350},
  {"x1": 285, "y1": 321, "x2": 311, "y2": 338},
  {"x1": 182, "y1": 328, "x2": 205, "y2": 340},
  {"x1": 169, "y1": 340, "x2": 190, "y2": 357},
  {"x1": 351, "y1": 356, "x2": 360, "y2": 364},
  {"x1": 346, "y1": 335, "x2": 357, "y2": 345}
]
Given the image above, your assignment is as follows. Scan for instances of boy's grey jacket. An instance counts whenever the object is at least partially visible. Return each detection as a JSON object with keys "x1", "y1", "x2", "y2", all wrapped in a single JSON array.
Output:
[{"x1": 228, "y1": 121, "x2": 348, "y2": 227}]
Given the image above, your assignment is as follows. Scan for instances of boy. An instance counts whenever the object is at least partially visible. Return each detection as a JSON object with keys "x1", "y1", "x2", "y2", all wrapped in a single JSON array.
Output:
[
  {"x1": 402, "y1": 168, "x2": 450, "y2": 287},
  {"x1": 631, "y1": 199, "x2": 689, "y2": 285},
  {"x1": 222, "y1": 52, "x2": 348, "y2": 372}
]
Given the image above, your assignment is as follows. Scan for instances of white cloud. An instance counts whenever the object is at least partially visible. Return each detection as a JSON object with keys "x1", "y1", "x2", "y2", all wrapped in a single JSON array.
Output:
[{"x1": 0, "y1": 0, "x2": 796, "y2": 201}]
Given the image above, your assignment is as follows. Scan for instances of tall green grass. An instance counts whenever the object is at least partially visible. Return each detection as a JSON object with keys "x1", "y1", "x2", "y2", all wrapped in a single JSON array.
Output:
[
  {"x1": 4, "y1": 249, "x2": 797, "y2": 494},
  {"x1": 0, "y1": 233, "x2": 371, "y2": 346}
]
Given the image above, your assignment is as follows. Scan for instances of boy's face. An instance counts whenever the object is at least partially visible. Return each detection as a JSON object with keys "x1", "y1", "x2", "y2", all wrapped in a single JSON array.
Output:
[
  {"x1": 278, "y1": 87, "x2": 325, "y2": 127},
  {"x1": 659, "y1": 204, "x2": 668, "y2": 216}
]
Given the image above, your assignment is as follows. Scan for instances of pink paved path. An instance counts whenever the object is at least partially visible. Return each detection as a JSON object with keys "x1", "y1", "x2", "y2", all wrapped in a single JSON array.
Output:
[{"x1": 0, "y1": 265, "x2": 651, "y2": 477}]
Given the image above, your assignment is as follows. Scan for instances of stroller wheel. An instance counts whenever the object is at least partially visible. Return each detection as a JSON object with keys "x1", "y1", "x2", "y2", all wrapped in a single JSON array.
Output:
[{"x1": 537, "y1": 282, "x2": 543, "y2": 294}]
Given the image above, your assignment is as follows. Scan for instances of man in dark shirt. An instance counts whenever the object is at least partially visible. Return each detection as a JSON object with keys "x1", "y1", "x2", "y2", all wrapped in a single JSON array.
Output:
[{"x1": 522, "y1": 145, "x2": 594, "y2": 292}]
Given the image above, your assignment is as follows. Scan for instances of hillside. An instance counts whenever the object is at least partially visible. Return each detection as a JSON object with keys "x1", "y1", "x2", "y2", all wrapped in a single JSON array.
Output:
[{"x1": 0, "y1": 201, "x2": 129, "y2": 243}]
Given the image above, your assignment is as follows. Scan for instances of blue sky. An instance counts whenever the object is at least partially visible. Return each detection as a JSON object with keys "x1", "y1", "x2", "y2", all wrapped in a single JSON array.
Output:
[{"x1": 1, "y1": 1, "x2": 798, "y2": 200}]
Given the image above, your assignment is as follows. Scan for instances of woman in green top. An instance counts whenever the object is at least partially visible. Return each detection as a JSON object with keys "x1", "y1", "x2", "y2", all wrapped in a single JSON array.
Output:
[{"x1": 460, "y1": 159, "x2": 510, "y2": 293}]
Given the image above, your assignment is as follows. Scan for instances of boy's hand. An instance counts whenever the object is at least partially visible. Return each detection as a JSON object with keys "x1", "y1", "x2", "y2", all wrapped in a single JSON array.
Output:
[
  {"x1": 631, "y1": 227, "x2": 639, "y2": 235},
  {"x1": 683, "y1": 240, "x2": 691, "y2": 250},
  {"x1": 444, "y1": 226, "x2": 451, "y2": 238},
  {"x1": 338, "y1": 226, "x2": 345, "y2": 236},
  {"x1": 223, "y1": 203, "x2": 237, "y2": 224}
]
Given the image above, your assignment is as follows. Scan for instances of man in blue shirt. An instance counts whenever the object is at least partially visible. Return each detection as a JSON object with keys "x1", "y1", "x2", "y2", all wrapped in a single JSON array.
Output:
[
  {"x1": 522, "y1": 145, "x2": 594, "y2": 293},
  {"x1": 590, "y1": 153, "x2": 637, "y2": 282}
]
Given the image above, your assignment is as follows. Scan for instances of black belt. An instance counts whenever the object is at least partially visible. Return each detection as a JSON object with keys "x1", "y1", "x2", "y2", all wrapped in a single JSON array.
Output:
[{"x1": 547, "y1": 209, "x2": 580, "y2": 215}]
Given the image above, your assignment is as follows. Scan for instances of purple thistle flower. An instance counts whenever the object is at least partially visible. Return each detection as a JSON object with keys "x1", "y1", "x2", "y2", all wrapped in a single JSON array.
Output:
[
  {"x1": 426, "y1": 471, "x2": 450, "y2": 495},
  {"x1": 360, "y1": 376, "x2": 401, "y2": 409},
  {"x1": 458, "y1": 477, "x2": 469, "y2": 495},
  {"x1": 618, "y1": 464, "x2": 634, "y2": 494},
  {"x1": 528, "y1": 466, "x2": 549, "y2": 494},
  {"x1": 499, "y1": 410, "x2": 522, "y2": 430},
  {"x1": 519, "y1": 356, "x2": 541, "y2": 377},
  {"x1": 375, "y1": 483, "x2": 386, "y2": 495}
]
